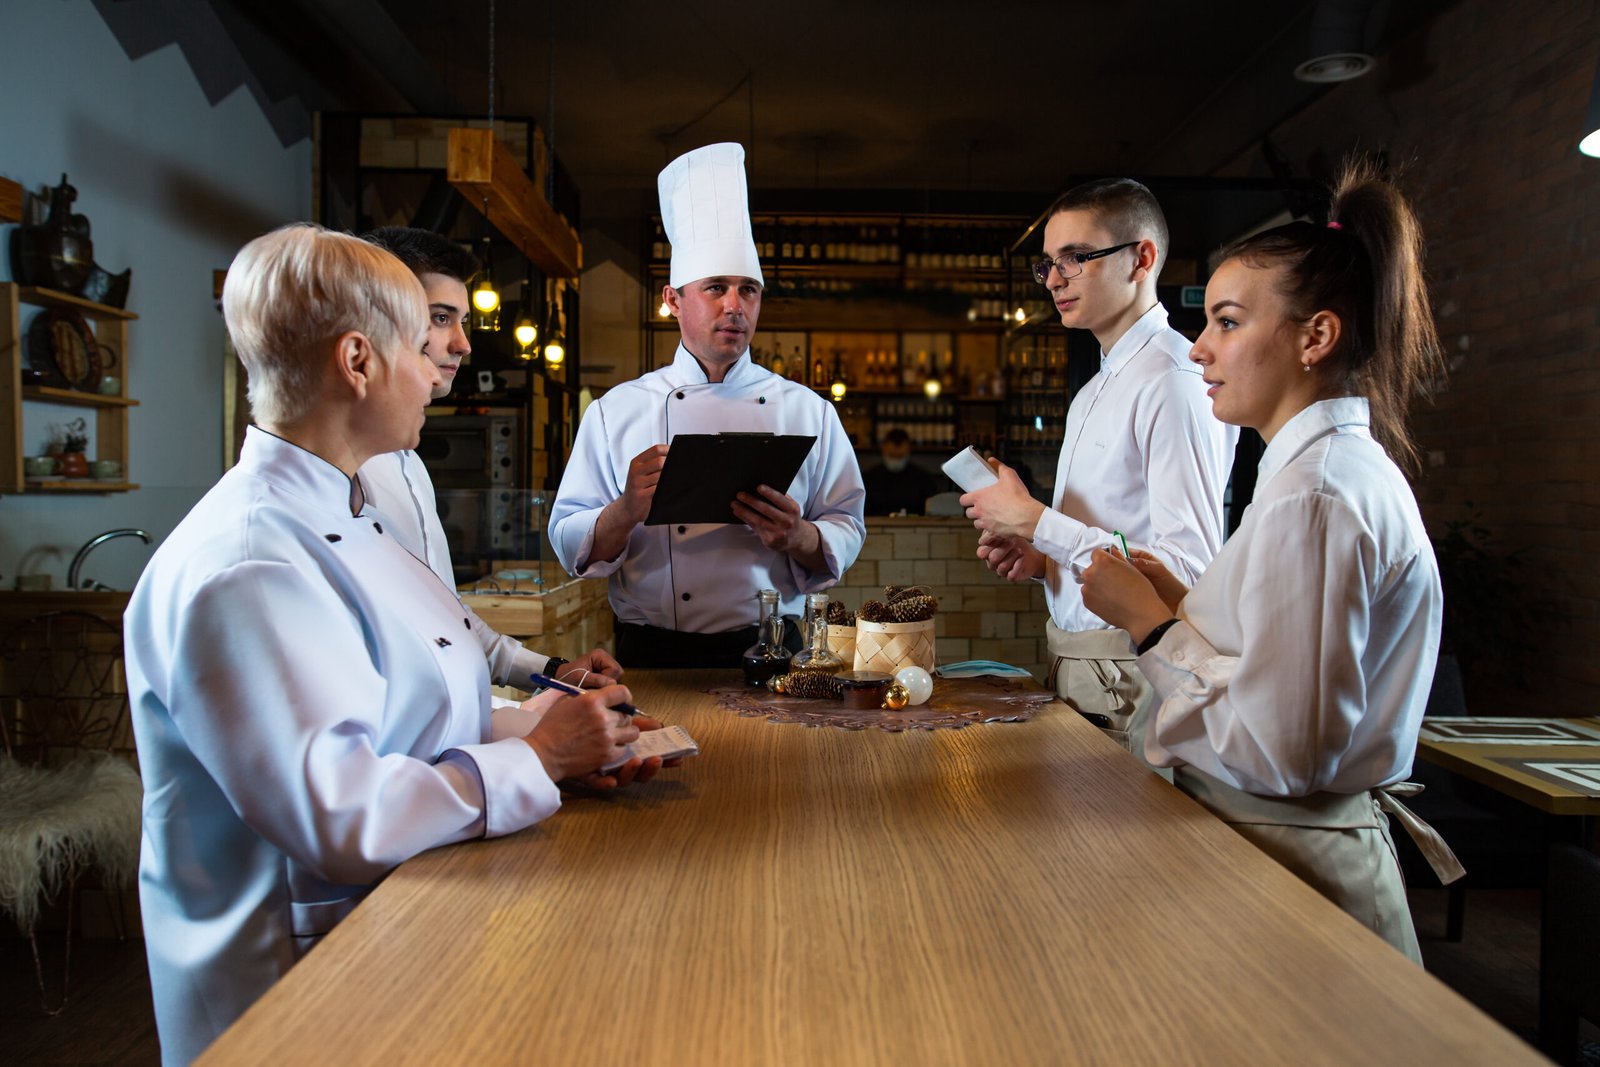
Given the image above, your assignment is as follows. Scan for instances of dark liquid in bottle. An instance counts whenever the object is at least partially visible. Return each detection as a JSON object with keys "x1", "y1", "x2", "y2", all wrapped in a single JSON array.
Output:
[{"x1": 742, "y1": 652, "x2": 792, "y2": 687}]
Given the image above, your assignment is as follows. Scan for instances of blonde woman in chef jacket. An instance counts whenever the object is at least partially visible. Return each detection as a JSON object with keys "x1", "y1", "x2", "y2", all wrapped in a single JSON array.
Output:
[
  {"x1": 125, "y1": 225, "x2": 641, "y2": 1065},
  {"x1": 550, "y1": 144, "x2": 865, "y2": 667},
  {"x1": 1079, "y1": 160, "x2": 1463, "y2": 963}
]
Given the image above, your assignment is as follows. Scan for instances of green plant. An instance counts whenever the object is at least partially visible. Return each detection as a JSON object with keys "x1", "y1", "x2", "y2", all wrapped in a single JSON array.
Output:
[{"x1": 49, "y1": 416, "x2": 88, "y2": 454}]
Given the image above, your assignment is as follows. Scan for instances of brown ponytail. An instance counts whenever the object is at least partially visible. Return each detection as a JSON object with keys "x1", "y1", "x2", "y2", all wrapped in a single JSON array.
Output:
[{"x1": 1221, "y1": 158, "x2": 1444, "y2": 474}]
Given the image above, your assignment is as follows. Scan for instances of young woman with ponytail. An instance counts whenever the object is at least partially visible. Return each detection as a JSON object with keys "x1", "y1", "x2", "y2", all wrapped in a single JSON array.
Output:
[{"x1": 1079, "y1": 159, "x2": 1461, "y2": 962}]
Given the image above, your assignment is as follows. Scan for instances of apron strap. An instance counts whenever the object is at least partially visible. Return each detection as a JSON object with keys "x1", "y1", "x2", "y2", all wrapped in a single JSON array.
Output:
[{"x1": 1376, "y1": 783, "x2": 1467, "y2": 885}]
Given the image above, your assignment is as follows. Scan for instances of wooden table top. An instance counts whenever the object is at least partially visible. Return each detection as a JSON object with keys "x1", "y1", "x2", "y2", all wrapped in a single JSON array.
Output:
[
  {"x1": 200, "y1": 671, "x2": 1535, "y2": 1066},
  {"x1": 1417, "y1": 716, "x2": 1600, "y2": 816}
]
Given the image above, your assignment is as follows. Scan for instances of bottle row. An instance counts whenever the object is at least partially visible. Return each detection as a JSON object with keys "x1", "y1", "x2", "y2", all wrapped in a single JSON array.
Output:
[{"x1": 649, "y1": 220, "x2": 1019, "y2": 271}]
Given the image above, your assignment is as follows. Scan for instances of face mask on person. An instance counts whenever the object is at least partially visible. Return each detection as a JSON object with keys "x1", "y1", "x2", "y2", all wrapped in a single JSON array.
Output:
[{"x1": 883, "y1": 456, "x2": 909, "y2": 473}]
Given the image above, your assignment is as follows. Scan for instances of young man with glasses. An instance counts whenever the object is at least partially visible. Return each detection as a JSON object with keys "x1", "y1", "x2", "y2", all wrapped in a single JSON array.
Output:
[{"x1": 959, "y1": 178, "x2": 1236, "y2": 756}]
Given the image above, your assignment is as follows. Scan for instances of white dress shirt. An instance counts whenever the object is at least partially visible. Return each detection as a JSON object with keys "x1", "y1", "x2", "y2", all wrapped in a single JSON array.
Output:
[
  {"x1": 359, "y1": 449, "x2": 556, "y2": 687},
  {"x1": 1032, "y1": 303, "x2": 1237, "y2": 632},
  {"x1": 549, "y1": 345, "x2": 866, "y2": 632},
  {"x1": 1138, "y1": 398, "x2": 1443, "y2": 796},
  {"x1": 126, "y1": 428, "x2": 561, "y2": 1066}
]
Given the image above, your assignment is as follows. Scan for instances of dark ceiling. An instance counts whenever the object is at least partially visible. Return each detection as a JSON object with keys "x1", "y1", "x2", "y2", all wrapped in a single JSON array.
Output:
[{"x1": 103, "y1": 0, "x2": 1460, "y2": 229}]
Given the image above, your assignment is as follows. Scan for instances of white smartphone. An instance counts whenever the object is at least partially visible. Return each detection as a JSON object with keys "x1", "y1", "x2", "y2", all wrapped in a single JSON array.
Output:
[{"x1": 941, "y1": 445, "x2": 999, "y2": 493}]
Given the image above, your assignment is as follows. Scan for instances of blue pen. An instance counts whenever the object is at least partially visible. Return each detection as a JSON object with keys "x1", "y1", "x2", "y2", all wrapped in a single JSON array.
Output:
[{"x1": 527, "y1": 671, "x2": 642, "y2": 717}]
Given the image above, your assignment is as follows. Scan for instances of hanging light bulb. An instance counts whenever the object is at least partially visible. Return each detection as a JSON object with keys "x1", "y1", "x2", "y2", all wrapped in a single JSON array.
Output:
[
  {"x1": 1013, "y1": 306, "x2": 1027, "y2": 324},
  {"x1": 471, "y1": 200, "x2": 500, "y2": 332},
  {"x1": 543, "y1": 335, "x2": 566, "y2": 366},
  {"x1": 923, "y1": 377, "x2": 942, "y2": 400},
  {"x1": 514, "y1": 314, "x2": 537, "y2": 356}
]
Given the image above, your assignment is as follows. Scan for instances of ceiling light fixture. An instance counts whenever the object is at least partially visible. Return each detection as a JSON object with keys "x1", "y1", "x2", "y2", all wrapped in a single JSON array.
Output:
[
  {"x1": 1581, "y1": 57, "x2": 1600, "y2": 157},
  {"x1": 1293, "y1": 0, "x2": 1379, "y2": 84}
]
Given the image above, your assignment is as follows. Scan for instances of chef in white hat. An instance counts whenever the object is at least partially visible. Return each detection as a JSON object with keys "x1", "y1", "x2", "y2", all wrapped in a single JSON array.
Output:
[{"x1": 550, "y1": 143, "x2": 865, "y2": 667}]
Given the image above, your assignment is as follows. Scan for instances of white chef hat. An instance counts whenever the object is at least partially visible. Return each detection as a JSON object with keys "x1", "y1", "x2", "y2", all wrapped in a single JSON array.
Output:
[{"x1": 658, "y1": 142, "x2": 764, "y2": 290}]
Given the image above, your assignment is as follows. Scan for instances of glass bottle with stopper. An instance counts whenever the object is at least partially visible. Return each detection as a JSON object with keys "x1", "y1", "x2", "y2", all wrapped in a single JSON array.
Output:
[
  {"x1": 789, "y1": 592, "x2": 845, "y2": 674},
  {"x1": 742, "y1": 589, "x2": 793, "y2": 686}
]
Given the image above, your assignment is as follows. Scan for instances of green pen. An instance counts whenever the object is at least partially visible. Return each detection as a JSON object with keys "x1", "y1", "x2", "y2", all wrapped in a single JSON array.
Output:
[{"x1": 1113, "y1": 530, "x2": 1130, "y2": 558}]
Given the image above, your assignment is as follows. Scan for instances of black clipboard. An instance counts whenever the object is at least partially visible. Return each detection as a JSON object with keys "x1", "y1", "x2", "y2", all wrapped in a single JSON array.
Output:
[{"x1": 644, "y1": 433, "x2": 817, "y2": 526}]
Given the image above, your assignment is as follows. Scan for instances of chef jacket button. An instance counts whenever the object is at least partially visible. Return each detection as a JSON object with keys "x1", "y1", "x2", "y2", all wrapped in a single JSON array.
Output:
[
  {"x1": 676, "y1": 391, "x2": 685, "y2": 399},
  {"x1": 463, "y1": 617, "x2": 471, "y2": 630},
  {"x1": 758, "y1": 396, "x2": 766, "y2": 404},
  {"x1": 681, "y1": 592, "x2": 692, "y2": 601},
  {"x1": 324, "y1": 534, "x2": 341, "y2": 543},
  {"x1": 677, "y1": 525, "x2": 686, "y2": 534},
  {"x1": 1174, "y1": 651, "x2": 1186, "y2": 663},
  {"x1": 373, "y1": 522, "x2": 384, "y2": 534}
]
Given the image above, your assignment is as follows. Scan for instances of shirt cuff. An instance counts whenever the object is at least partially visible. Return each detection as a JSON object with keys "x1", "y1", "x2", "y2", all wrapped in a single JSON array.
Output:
[
  {"x1": 572, "y1": 521, "x2": 626, "y2": 579},
  {"x1": 442, "y1": 737, "x2": 562, "y2": 837},
  {"x1": 1135, "y1": 619, "x2": 1208, "y2": 699},
  {"x1": 1031, "y1": 508, "x2": 1087, "y2": 570}
]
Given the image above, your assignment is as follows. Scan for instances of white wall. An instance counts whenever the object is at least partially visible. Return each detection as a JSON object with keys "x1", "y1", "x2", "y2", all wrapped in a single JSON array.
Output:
[{"x1": 0, "y1": 0, "x2": 311, "y2": 590}]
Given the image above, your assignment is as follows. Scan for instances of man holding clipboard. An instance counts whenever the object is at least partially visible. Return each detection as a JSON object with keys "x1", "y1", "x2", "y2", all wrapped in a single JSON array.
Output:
[{"x1": 550, "y1": 143, "x2": 865, "y2": 667}]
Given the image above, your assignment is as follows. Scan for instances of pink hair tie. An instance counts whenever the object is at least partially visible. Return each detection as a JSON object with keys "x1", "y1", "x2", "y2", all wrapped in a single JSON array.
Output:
[{"x1": 1327, "y1": 220, "x2": 1343, "y2": 230}]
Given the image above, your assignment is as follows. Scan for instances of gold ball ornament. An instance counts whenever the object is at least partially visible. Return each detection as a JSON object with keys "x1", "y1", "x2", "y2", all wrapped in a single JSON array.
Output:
[
  {"x1": 767, "y1": 675, "x2": 787, "y2": 694},
  {"x1": 882, "y1": 682, "x2": 911, "y2": 710}
]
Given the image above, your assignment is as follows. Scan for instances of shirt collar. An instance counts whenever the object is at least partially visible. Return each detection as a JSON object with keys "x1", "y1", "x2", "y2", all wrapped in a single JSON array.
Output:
[
  {"x1": 239, "y1": 425, "x2": 367, "y2": 517},
  {"x1": 663, "y1": 343, "x2": 760, "y2": 388},
  {"x1": 1257, "y1": 396, "x2": 1373, "y2": 486},
  {"x1": 1099, "y1": 303, "x2": 1169, "y2": 375}
]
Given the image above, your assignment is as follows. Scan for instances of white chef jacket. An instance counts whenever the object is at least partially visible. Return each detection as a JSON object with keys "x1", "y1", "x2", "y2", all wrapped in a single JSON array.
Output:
[
  {"x1": 549, "y1": 345, "x2": 866, "y2": 632},
  {"x1": 359, "y1": 449, "x2": 557, "y2": 688},
  {"x1": 1033, "y1": 303, "x2": 1236, "y2": 631},
  {"x1": 126, "y1": 428, "x2": 561, "y2": 1066},
  {"x1": 1137, "y1": 398, "x2": 1442, "y2": 796}
]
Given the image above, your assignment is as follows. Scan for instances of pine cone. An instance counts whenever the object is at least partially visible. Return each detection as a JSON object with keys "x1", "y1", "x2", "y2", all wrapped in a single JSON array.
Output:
[
  {"x1": 826, "y1": 600, "x2": 856, "y2": 626},
  {"x1": 857, "y1": 599, "x2": 891, "y2": 623},
  {"x1": 777, "y1": 670, "x2": 842, "y2": 699},
  {"x1": 884, "y1": 584, "x2": 924, "y2": 603},
  {"x1": 889, "y1": 594, "x2": 939, "y2": 622}
]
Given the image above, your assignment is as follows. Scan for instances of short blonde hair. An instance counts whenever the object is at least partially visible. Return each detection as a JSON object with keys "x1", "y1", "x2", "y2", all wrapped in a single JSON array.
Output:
[{"x1": 222, "y1": 224, "x2": 427, "y2": 426}]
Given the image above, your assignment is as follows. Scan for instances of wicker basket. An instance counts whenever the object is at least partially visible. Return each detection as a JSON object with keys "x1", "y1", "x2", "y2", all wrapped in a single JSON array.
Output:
[
  {"x1": 827, "y1": 623, "x2": 857, "y2": 666},
  {"x1": 853, "y1": 618, "x2": 935, "y2": 674}
]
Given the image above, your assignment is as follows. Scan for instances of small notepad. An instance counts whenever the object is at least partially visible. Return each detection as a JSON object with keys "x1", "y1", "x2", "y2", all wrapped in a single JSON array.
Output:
[{"x1": 602, "y1": 724, "x2": 700, "y2": 773}]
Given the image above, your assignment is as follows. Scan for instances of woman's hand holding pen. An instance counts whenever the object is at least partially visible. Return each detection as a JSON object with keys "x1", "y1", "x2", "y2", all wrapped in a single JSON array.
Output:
[
  {"x1": 1126, "y1": 548, "x2": 1189, "y2": 613},
  {"x1": 1081, "y1": 548, "x2": 1174, "y2": 647},
  {"x1": 523, "y1": 684, "x2": 640, "y2": 783}
]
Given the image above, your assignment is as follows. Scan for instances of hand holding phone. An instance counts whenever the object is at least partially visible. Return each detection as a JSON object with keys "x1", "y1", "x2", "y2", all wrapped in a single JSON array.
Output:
[{"x1": 941, "y1": 446, "x2": 999, "y2": 493}]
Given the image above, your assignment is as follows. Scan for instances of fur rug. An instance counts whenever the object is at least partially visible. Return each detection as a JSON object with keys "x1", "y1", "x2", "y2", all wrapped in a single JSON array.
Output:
[{"x1": 0, "y1": 755, "x2": 142, "y2": 932}]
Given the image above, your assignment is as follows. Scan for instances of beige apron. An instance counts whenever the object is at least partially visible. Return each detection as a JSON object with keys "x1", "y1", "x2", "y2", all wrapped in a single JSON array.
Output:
[
  {"x1": 1046, "y1": 620, "x2": 1156, "y2": 758},
  {"x1": 1175, "y1": 766, "x2": 1465, "y2": 965}
]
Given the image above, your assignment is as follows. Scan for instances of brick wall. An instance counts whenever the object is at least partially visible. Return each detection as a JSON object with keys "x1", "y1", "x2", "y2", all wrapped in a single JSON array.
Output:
[
  {"x1": 1215, "y1": 0, "x2": 1600, "y2": 710},
  {"x1": 833, "y1": 518, "x2": 1050, "y2": 677}
]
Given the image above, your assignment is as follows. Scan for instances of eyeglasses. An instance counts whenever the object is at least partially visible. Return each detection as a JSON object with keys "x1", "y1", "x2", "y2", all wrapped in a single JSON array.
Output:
[{"x1": 1030, "y1": 242, "x2": 1139, "y2": 285}]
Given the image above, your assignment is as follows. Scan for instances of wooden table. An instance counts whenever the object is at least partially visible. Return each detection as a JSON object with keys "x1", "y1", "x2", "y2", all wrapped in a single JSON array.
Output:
[
  {"x1": 200, "y1": 672, "x2": 1535, "y2": 1066},
  {"x1": 1417, "y1": 716, "x2": 1600, "y2": 816}
]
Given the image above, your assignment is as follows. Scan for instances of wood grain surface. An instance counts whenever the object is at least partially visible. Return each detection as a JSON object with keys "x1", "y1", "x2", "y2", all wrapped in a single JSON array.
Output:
[
  {"x1": 1420, "y1": 716, "x2": 1600, "y2": 815},
  {"x1": 199, "y1": 671, "x2": 1537, "y2": 1065}
]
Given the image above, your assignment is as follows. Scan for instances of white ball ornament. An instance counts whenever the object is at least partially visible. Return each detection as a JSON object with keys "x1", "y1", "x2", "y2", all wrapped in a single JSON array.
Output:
[{"x1": 894, "y1": 665, "x2": 933, "y2": 706}]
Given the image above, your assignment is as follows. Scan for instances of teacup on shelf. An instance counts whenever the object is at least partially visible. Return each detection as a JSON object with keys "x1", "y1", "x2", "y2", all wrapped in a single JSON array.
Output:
[
  {"x1": 89, "y1": 459, "x2": 122, "y2": 480},
  {"x1": 24, "y1": 455, "x2": 58, "y2": 477}
]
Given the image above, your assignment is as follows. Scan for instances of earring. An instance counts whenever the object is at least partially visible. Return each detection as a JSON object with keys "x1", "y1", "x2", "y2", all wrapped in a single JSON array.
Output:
[{"x1": 1302, "y1": 360, "x2": 1313, "y2": 373}]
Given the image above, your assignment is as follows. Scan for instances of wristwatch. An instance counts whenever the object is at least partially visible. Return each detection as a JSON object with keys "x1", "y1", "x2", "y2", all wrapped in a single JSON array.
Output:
[
  {"x1": 1136, "y1": 619, "x2": 1179, "y2": 655},
  {"x1": 544, "y1": 656, "x2": 569, "y2": 682}
]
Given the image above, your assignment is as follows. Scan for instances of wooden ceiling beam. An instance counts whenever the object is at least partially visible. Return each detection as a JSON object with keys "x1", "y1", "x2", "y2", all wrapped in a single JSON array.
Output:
[
  {"x1": 0, "y1": 177, "x2": 22, "y2": 225},
  {"x1": 447, "y1": 128, "x2": 581, "y2": 279}
]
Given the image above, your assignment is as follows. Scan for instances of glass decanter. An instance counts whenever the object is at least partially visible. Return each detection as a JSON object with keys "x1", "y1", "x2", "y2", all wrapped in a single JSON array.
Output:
[
  {"x1": 788, "y1": 592, "x2": 844, "y2": 674},
  {"x1": 742, "y1": 589, "x2": 792, "y2": 686}
]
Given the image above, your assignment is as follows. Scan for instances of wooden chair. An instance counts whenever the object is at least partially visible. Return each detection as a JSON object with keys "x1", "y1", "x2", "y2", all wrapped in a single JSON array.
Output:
[{"x1": 0, "y1": 611, "x2": 142, "y2": 1014}]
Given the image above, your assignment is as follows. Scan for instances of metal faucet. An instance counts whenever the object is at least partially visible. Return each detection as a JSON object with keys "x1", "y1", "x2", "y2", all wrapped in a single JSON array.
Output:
[{"x1": 68, "y1": 528, "x2": 152, "y2": 591}]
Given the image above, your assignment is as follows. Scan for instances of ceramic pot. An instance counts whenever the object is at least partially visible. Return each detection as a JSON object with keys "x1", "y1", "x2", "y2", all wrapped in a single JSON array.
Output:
[{"x1": 54, "y1": 451, "x2": 88, "y2": 478}]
